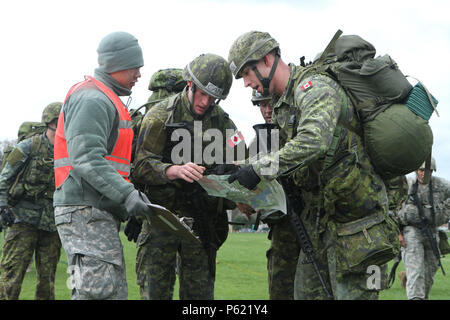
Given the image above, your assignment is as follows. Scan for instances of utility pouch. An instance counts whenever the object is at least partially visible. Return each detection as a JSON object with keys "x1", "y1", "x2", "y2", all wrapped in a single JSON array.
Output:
[
  {"x1": 330, "y1": 212, "x2": 400, "y2": 276},
  {"x1": 438, "y1": 230, "x2": 450, "y2": 255}
]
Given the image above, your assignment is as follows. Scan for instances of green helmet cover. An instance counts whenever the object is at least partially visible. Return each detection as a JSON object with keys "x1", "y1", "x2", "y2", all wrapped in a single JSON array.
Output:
[
  {"x1": 251, "y1": 89, "x2": 272, "y2": 106},
  {"x1": 228, "y1": 31, "x2": 279, "y2": 79},
  {"x1": 41, "y1": 102, "x2": 62, "y2": 124},
  {"x1": 183, "y1": 53, "x2": 233, "y2": 100}
]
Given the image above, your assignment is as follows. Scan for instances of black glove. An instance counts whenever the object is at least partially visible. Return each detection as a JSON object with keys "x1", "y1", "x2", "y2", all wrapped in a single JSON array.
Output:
[
  {"x1": 227, "y1": 165, "x2": 261, "y2": 190},
  {"x1": 0, "y1": 206, "x2": 15, "y2": 229},
  {"x1": 204, "y1": 164, "x2": 240, "y2": 176},
  {"x1": 124, "y1": 215, "x2": 142, "y2": 242}
]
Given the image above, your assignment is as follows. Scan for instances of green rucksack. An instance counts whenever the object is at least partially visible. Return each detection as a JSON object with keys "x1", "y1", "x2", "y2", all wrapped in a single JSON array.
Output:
[
  {"x1": 1, "y1": 121, "x2": 47, "y2": 171},
  {"x1": 1, "y1": 121, "x2": 47, "y2": 206},
  {"x1": 306, "y1": 30, "x2": 436, "y2": 180},
  {"x1": 129, "y1": 69, "x2": 186, "y2": 164}
]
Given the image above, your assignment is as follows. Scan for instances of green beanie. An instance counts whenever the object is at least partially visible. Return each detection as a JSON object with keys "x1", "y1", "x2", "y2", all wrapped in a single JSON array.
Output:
[{"x1": 97, "y1": 31, "x2": 144, "y2": 73}]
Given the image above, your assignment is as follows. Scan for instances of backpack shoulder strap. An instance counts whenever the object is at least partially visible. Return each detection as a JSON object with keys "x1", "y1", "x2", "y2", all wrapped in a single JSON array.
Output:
[{"x1": 164, "y1": 94, "x2": 181, "y2": 125}]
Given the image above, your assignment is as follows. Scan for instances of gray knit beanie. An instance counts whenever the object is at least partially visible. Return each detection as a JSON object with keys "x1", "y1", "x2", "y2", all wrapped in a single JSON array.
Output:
[{"x1": 97, "y1": 31, "x2": 144, "y2": 73}]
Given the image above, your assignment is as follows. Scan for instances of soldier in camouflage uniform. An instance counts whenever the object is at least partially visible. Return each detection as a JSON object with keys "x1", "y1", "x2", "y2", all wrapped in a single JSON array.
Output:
[
  {"x1": 397, "y1": 158, "x2": 450, "y2": 299},
  {"x1": 0, "y1": 102, "x2": 62, "y2": 300},
  {"x1": 249, "y1": 90, "x2": 300, "y2": 300},
  {"x1": 228, "y1": 31, "x2": 398, "y2": 300},
  {"x1": 131, "y1": 53, "x2": 241, "y2": 300},
  {"x1": 125, "y1": 68, "x2": 187, "y2": 300}
]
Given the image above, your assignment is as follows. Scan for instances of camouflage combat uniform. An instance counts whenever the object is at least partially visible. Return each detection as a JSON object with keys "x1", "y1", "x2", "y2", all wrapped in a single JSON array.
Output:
[
  {"x1": 249, "y1": 128, "x2": 300, "y2": 300},
  {"x1": 0, "y1": 133, "x2": 61, "y2": 300},
  {"x1": 252, "y1": 65, "x2": 394, "y2": 300},
  {"x1": 130, "y1": 68, "x2": 186, "y2": 300},
  {"x1": 132, "y1": 87, "x2": 238, "y2": 300},
  {"x1": 397, "y1": 175, "x2": 450, "y2": 299},
  {"x1": 266, "y1": 217, "x2": 299, "y2": 299}
]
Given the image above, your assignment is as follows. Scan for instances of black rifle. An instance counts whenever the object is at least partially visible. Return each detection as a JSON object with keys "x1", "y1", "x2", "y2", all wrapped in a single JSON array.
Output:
[
  {"x1": 278, "y1": 175, "x2": 333, "y2": 299},
  {"x1": 411, "y1": 181, "x2": 446, "y2": 276}
]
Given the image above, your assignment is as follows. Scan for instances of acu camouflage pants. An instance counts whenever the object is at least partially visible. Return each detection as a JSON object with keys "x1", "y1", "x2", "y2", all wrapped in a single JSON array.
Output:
[
  {"x1": 0, "y1": 222, "x2": 61, "y2": 300},
  {"x1": 55, "y1": 206, "x2": 128, "y2": 300},
  {"x1": 402, "y1": 226, "x2": 439, "y2": 300}
]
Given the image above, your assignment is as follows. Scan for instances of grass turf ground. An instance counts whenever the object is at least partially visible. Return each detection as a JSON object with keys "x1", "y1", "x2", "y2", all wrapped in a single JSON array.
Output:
[{"x1": 15, "y1": 231, "x2": 450, "y2": 300}]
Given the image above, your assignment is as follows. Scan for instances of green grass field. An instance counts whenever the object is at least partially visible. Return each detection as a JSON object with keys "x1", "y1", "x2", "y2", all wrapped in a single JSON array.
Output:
[{"x1": 15, "y1": 231, "x2": 450, "y2": 300}]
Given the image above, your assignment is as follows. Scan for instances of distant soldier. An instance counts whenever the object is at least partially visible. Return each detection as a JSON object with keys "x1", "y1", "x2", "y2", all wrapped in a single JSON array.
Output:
[
  {"x1": 249, "y1": 89, "x2": 300, "y2": 300},
  {"x1": 397, "y1": 158, "x2": 450, "y2": 299},
  {"x1": 125, "y1": 68, "x2": 187, "y2": 300},
  {"x1": 131, "y1": 53, "x2": 241, "y2": 300},
  {"x1": 0, "y1": 102, "x2": 62, "y2": 300}
]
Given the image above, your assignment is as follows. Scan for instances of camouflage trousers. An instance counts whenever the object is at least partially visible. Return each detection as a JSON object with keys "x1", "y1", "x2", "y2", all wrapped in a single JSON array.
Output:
[
  {"x1": 294, "y1": 213, "x2": 382, "y2": 300},
  {"x1": 138, "y1": 223, "x2": 215, "y2": 300},
  {"x1": 266, "y1": 216, "x2": 300, "y2": 300},
  {"x1": 401, "y1": 226, "x2": 439, "y2": 300},
  {"x1": 0, "y1": 222, "x2": 61, "y2": 300},
  {"x1": 55, "y1": 206, "x2": 128, "y2": 300},
  {"x1": 134, "y1": 220, "x2": 175, "y2": 300}
]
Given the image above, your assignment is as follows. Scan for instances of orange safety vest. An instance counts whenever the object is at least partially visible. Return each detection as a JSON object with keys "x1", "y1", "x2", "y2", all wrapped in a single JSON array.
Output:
[{"x1": 54, "y1": 76, "x2": 134, "y2": 188}]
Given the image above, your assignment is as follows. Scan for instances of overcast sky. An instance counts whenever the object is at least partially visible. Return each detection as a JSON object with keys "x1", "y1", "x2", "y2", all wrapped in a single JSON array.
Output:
[{"x1": 1, "y1": 0, "x2": 449, "y2": 178}]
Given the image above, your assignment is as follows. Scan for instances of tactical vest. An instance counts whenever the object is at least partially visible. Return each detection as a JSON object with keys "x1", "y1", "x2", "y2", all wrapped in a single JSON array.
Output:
[
  {"x1": 8, "y1": 134, "x2": 55, "y2": 204},
  {"x1": 54, "y1": 76, "x2": 133, "y2": 188},
  {"x1": 162, "y1": 94, "x2": 235, "y2": 171}
]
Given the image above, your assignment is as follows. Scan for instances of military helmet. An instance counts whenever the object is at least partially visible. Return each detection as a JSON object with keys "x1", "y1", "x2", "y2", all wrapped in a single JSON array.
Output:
[
  {"x1": 41, "y1": 102, "x2": 62, "y2": 125},
  {"x1": 228, "y1": 31, "x2": 280, "y2": 79},
  {"x1": 148, "y1": 68, "x2": 186, "y2": 93},
  {"x1": 251, "y1": 89, "x2": 272, "y2": 106},
  {"x1": 182, "y1": 53, "x2": 233, "y2": 100},
  {"x1": 419, "y1": 157, "x2": 436, "y2": 171}
]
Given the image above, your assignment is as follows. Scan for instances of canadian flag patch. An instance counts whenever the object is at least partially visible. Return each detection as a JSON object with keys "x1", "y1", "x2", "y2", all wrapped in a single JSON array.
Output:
[
  {"x1": 227, "y1": 131, "x2": 245, "y2": 148},
  {"x1": 301, "y1": 81, "x2": 313, "y2": 92}
]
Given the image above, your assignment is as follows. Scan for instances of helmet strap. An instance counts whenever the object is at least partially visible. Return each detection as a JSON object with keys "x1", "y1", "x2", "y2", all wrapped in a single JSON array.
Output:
[
  {"x1": 251, "y1": 52, "x2": 280, "y2": 95},
  {"x1": 189, "y1": 82, "x2": 196, "y2": 107}
]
